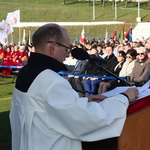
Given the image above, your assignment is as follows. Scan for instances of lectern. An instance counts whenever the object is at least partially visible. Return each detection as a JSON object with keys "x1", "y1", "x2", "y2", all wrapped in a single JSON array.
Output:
[{"x1": 82, "y1": 95, "x2": 150, "y2": 150}]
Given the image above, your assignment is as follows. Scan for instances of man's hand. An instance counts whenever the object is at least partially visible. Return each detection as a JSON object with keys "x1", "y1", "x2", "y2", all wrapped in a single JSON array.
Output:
[
  {"x1": 88, "y1": 95, "x2": 107, "y2": 103},
  {"x1": 123, "y1": 88, "x2": 139, "y2": 103}
]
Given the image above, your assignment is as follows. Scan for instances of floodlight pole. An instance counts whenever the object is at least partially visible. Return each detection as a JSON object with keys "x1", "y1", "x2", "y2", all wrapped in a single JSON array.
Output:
[
  {"x1": 114, "y1": 0, "x2": 117, "y2": 19},
  {"x1": 136, "y1": 0, "x2": 141, "y2": 22},
  {"x1": 93, "y1": 0, "x2": 95, "y2": 20}
]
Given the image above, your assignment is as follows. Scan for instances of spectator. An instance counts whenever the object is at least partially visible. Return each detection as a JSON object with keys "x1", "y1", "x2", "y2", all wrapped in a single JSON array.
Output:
[
  {"x1": 130, "y1": 46, "x2": 150, "y2": 86},
  {"x1": 119, "y1": 49, "x2": 137, "y2": 79},
  {"x1": 83, "y1": 46, "x2": 101, "y2": 97},
  {"x1": 98, "y1": 51, "x2": 126, "y2": 94},
  {"x1": 146, "y1": 48, "x2": 150, "y2": 58},
  {"x1": 0, "y1": 43, "x2": 5, "y2": 63},
  {"x1": 2, "y1": 45, "x2": 12, "y2": 75},
  {"x1": 18, "y1": 45, "x2": 28, "y2": 65},
  {"x1": 67, "y1": 48, "x2": 87, "y2": 97},
  {"x1": 123, "y1": 43, "x2": 131, "y2": 53},
  {"x1": 63, "y1": 52, "x2": 77, "y2": 72}
]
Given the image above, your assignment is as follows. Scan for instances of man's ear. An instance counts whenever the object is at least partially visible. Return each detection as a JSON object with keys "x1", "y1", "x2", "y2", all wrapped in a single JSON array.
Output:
[{"x1": 48, "y1": 42, "x2": 55, "y2": 55}]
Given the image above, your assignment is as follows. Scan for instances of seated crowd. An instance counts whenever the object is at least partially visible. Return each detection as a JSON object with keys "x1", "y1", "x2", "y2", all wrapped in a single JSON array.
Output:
[
  {"x1": 0, "y1": 43, "x2": 34, "y2": 75},
  {"x1": 0, "y1": 36, "x2": 150, "y2": 97},
  {"x1": 66, "y1": 37, "x2": 150, "y2": 97}
]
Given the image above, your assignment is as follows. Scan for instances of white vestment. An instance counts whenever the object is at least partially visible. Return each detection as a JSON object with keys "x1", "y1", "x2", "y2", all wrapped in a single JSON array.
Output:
[{"x1": 10, "y1": 69, "x2": 129, "y2": 150}]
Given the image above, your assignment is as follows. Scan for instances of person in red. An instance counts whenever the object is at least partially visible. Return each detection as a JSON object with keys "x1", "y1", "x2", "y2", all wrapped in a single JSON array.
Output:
[
  {"x1": 2, "y1": 45, "x2": 12, "y2": 75},
  {"x1": 17, "y1": 45, "x2": 28, "y2": 65},
  {"x1": 10, "y1": 45, "x2": 20, "y2": 64},
  {"x1": 0, "y1": 43, "x2": 5, "y2": 64},
  {"x1": 10, "y1": 45, "x2": 28, "y2": 74}
]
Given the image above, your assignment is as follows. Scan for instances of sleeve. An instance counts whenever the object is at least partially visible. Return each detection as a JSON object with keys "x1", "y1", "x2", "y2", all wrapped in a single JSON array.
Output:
[
  {"x1": 131, "y1": 61, "x2": 150, "y2": 83},
  {"x1": 44, "y1": 77, "x2": 129, "y2": 141},
  {"x1": 133, "y1": 62, "x2": 150, "y2": 83}
]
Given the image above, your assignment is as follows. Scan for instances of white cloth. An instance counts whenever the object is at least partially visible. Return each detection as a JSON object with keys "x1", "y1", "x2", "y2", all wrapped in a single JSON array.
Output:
[
  {"x1": 10, "y1": 69, "x2": 129, "y2": 150},
  {"x1": 63, "y1": 57, "x2": 77, "y2": 66},
  {"x1": 119, "y1": 60, "x2": 136, "y2": 77}
]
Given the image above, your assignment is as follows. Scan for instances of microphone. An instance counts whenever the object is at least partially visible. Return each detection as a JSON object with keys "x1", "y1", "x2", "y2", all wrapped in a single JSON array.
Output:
[{"x1": 71, "y1": 48, "x2": 107, "y2": 64}]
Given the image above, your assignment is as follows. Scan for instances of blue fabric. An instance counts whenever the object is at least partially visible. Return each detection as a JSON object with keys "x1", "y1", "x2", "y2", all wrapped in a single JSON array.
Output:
[{"x1": 84, "y1": 79, "x2": 102, "y2": 97}]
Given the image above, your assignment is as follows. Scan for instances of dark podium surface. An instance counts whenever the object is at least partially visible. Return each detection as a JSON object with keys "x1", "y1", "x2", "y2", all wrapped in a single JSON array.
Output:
[{"x1": 82, "y1": 95, "x2": 150, "y2": 150}]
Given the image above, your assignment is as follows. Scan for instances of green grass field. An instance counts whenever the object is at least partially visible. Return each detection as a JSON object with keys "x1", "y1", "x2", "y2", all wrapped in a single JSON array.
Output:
[
  {"x1": 0, "y1": 0, "x2": 150, "y2": 43},
  {"x1": 0, "y1": 0, "x2": 150, "y2": 149},
  {"x1": 0, "y1": 77, "x2": 14, "y2": 150}
]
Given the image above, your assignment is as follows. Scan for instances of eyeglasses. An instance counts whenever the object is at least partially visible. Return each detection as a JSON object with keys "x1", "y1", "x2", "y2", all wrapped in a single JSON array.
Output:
[
  {"x1": 126, "y1": 56, "x2": 132, "y2": 58},
  {"x1": 137, "y1": 53, "x2": 144, "y2": 55},
  {"x1": 47, "y1": 41, "x2": 71, "y2": 53}
]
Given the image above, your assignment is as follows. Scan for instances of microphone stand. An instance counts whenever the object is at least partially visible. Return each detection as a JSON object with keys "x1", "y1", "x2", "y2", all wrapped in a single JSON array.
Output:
[{"x1": 93, "y1": 61, "x2": 132, "y2": 86}]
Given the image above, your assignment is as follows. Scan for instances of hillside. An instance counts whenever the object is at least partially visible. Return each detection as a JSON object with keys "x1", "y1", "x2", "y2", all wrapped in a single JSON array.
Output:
[{"x1": 0, "y1": 0, "x2": 150, "y2": 42}]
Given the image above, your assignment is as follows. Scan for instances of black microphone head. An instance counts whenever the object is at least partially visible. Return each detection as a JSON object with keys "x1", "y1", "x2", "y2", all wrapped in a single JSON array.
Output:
[
  {"x1": 71, "y1": 48, "x2": 89, "y2": 60},
  {"x1": 89, "y1": 54, "x2": 107, "y2": 64}
]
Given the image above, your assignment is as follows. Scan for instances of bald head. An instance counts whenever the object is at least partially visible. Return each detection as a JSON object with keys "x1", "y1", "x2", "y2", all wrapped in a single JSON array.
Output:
[{"x1": 32, "y1": 23, "x2": 66, "y2": 52}]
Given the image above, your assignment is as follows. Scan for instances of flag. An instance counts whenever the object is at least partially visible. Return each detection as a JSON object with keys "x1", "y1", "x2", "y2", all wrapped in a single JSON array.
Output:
[
  {"x1": 105, "y1": 30, "x2": 109, "y2": 44},
  {"x1": 4, "y1": 20, "x2": 14, "y2": 37},
  {"x1": 118, "y1": 24, "x2": 125, "y2": 43},
  {"x1": 0, "y1": 20, "x2": 6, "y2": 43},
  {"x1": 112, "y1": 29, "x2": 117, "y2": 42},
  {"x1": 79, "y1": 27, "x2": 87, "y2": 43},
  {"x1": 22, "y1": 28, "x2": 26, "y2": 45},
  {"x1": 6, "y1": 10, "x2": 20, "y2": 25},
  {"x1": 125, "y1": 26, "x2": 132, "y2": 42}
]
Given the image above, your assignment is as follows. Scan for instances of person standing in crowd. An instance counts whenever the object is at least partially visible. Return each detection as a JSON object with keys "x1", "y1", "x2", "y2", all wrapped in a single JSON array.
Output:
[
  {"x1": 10, "y1": 23, "x2": 138, "y2": 150},
  {"x1": 130, "y1": 46, "x2": 150, "y2": 86}
]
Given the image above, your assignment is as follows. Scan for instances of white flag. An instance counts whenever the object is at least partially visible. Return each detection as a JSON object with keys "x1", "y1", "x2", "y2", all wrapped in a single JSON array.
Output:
[
  {"x1": 6, "y1": 10, "x2": 20, "y2": 25},
  {"x1": 0, "y1": 20, "x2": 7, "y2": 43},
  {"x1": 4, "y1": 20, "x2": 14, "y2": 37}
]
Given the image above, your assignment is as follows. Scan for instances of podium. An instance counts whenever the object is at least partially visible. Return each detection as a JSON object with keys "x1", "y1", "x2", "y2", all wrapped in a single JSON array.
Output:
[{"x1": 82, "y1": 95, "x2": 150, "y2": 150}]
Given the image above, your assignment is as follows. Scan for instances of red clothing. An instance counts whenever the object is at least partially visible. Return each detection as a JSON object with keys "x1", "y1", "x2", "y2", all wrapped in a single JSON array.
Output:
[
  {"x1": 0, "y1": 48, "x2": 5, "y2": 59},
  {"x1": 18, "y1": 51, "x2": 28, "y2": 63}
]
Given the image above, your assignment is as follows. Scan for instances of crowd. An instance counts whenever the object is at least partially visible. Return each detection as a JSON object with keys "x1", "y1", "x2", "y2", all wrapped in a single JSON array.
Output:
[
  {"x1": 0, "y1": 36, "x2": 150, "y2": 95},
  {"x1": 0, "y1": 43, "x2": 34, "y2": 75},
  {"x1": 66, "y1": 37, "x2": 150, "y2": 97}
]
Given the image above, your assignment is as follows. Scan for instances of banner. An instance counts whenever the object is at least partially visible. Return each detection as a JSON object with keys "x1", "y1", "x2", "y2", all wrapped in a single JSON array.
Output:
[{"x1": 0, "y1": 20, "x2": 6, "y2": 43}]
